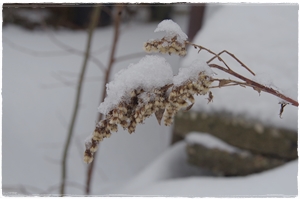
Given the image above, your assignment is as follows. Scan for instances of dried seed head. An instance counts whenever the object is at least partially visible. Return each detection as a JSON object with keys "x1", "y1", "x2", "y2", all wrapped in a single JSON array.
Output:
[
  {"x1": 130, "y1": 90, "x2": 137, "y2": 97},
  {"x1": 105, "y1": 132, "x2": 111, "y2": 138},
  {"x1": 135, "y1": 117, "x2": 141, "y2": 123},
  {"x1": 144, "y1": 37, "x2": 187, "y2": 57},
  {"x1": 107, "y1": 123, "x2": 118, "y2": 132},
  {"x1": 187, "y1": 94, "x2": 195, "y2": 104},
  {"x1": 110, "y1": 117, "x2": 120, "y2": 124},
  {"x1": 86, "y1": 60, "x2": 214, "y2": 164},
  {"x1": 128, "y1": 124, "x2": 136, "y2": 134},
  {"x1": 120, "y1": 120, "x2": 128, "y2": 128},
  {"x1": 83, "y1": 150, "x2": 93, "y2": 164},
  {"x1": 90, "y1": 140, "x2": 99, "y2": 153},
  {"x1": 93, "y1": 131, "x2": 104, "y2": 141}
]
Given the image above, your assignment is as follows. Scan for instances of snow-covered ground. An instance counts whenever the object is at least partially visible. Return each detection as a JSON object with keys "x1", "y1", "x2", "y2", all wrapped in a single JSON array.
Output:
[{"x1": 2, "y1": 4, "x2": 298, "y2": 197}]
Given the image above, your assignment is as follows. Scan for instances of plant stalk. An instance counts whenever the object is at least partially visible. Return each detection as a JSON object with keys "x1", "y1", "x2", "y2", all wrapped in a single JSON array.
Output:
[
  {"x1": 84, "y1": 5, "x2": 124, "y2": 195},
  {"x1": 60, "y1": 5, "x2": 101, "y2": 196}
]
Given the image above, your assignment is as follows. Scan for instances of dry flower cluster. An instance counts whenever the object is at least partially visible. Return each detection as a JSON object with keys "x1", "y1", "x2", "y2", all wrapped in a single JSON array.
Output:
[
  {"x1": 84, "y1": 19, "x2": 298, "y2": 164},
  {"x1": 84, "y1": 71, "x2": 213, "y2": 163},
  {"x1": 164, "y1": 72, "x2": 213, "y2": 125},
  {"x1": 144, "y1": 36, "x2": 187, "y2": 56}
]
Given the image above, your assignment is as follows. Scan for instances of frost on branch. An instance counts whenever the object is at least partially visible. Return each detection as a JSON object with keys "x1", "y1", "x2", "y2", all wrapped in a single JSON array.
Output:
[
  {"x1": 84, "y1": 55, "x2": 214, "y2": 163},
  {"x1": 144, "y1": 19, "x2": 188, "y2": 56}
]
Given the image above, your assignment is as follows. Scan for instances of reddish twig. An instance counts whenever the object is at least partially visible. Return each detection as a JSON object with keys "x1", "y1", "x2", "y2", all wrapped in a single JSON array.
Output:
[
  {"x1": 85, "y1": 5, "x2": 124, "y2": 195},
  {"x1": 187, "y1": 42, "x2": 297, "y2": 107},
  {"x1": 209, "y1": 63, "x2": 298, "y2": 107},
  {"x1": 60, "y1": 5, "x2": 101, "y2": 197},
  {"x1": 207, "y1": 50, "x2": 256, "y2": 76}
]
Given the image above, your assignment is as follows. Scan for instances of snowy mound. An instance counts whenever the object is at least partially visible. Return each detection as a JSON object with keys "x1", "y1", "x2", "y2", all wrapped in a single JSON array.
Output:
[
  {"x1": 185, "y1": 132, "x2": 243, "y2": 154},
  {"x1": 118, "y1": 141, "x2": 297, "y2": 197}
]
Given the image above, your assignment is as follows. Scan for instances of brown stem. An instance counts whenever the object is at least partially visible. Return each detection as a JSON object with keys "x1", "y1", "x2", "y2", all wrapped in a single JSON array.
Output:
[
  {"x1": 207, "y1": 50, "x2": 256, "y2": 76},
  {"x1": 42, "y1": 22, "x2": 105, "y2": 70},
  {"x1": 60, "y1": 5, "x2": 101, "y2": 197},
  {"x1": 209, "y1": 63, "x2": 298, "y2": 107},
  {"x1": 187, "y1": 42, "x2": 255, "y2": 76},
  {"x1": 85, "y1": 5, "x2": 124, "y2": 195},
  {"x1": 186, "y1": 41, "x2": 232, "y2": 71}
]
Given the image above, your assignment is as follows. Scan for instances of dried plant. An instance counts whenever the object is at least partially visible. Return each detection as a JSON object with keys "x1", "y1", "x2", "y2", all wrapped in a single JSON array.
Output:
[{"x1": 84, "y1": 19, "x2": 298, "y2": 164}]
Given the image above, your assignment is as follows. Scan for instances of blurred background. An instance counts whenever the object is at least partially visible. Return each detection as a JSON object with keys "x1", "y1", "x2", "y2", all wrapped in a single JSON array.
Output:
[{"x1": 2, "y1": 3, "x2": 298, "y2": 197}]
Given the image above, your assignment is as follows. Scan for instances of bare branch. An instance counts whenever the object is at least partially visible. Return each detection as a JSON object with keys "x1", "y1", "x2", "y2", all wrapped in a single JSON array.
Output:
[
  {"x1": 207, "y1": 50, "x2": 255, "y2": 76},
  {"x1": 186, "y1": 41, "x2": 233, "y2": 71},
  {"x1": 60, "y1": 5, "x2": 101, "y2": 197},
  {"x1": 3, "y1": 37, "x2": 70, "y2": 57},
  {"x1": 209, "y1": 63, "x2": 298, "y2": 107},
  {"x1": 85, "y1": 4, "x2": 125, "y2": 195},
  {"x1": 44, "y1": 28, "x2": 107, "y2": 72}
]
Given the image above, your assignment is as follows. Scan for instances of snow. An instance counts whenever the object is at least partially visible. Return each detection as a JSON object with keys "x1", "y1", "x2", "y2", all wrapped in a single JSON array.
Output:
[
  {"x1": 154, "y1": 19, "x2": 188, "y2": 44},
  {"x1": 183, "y1": 4, "x2": 298, "y2": 130},
  {"x1": 173, "y1": 58, "x2": 214, "y2": 86},
  {"x1": 117, "y1": 141, "x2": 297, "y2": 197},
  {"x1": 130, "y1": 160, "x2": 297, "y2": 197},
  {"x1": 116, "y1": 141, "x2": 212, "y2": 195},
  {"x1": 185, "y1": 132, "x2": 244, "y2": 154},
  {"x1": 98, "y1": 55, "x2": 173, "y2": 115},
  {"x1": 2, "y1": 4, "x2": 298, "y2": 197}
]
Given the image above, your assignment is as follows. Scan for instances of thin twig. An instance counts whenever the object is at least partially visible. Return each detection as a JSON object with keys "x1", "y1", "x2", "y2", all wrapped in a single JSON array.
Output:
[
  {"x1": 85, "y1": 4, "x2": 124, "y2": 195},
  {"x1": 3, "y1": 37, "x2": 70, "y2": 57},
  {"x1": 188, "y1": 42, "x2": 254, "y2": 76},
  {"x1": 209, "y1": 63, "x2": 298, "y2": 107},
  {"x1": 60, "y1": 5, "x2": 101, "y2": 197},
  {"x1": 42, "y1": 23, "x2": 106, "y2": 70},
  {"x1": 4, "y1": 32, "x2": 106, "y2": 72},
  {"x1": 187, "y1": 42, "x2": 297, "y2": 107},
  {"x1": 186, "y1": 41, "x2": 232, "y2": 71},
  {"x1": 40, "y1": 76, "x2": 102, "y2": 89},
  {"x1": 207, "y1": 49, "x2": 255, "y2": 76},
  {"x1": 209, "y1": 83, "x2": 243, "y2": 89}
]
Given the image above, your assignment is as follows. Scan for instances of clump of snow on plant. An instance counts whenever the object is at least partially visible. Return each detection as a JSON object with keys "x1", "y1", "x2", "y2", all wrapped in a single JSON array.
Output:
[
  {"x1": 186, "y1": 132, "x2": 245, "y2": 154},
  {"x1": 154, "y1": 19, "x2": 188, "y2": 44},
  {"x1": 173, "y1": 59, "x2": 214, "y2": 86},
  {"x1": 98, "y1": 55, "x2": 173, "y2": 115}
]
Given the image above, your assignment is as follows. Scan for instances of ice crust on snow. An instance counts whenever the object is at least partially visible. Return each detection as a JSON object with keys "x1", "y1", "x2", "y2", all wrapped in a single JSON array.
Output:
[
  {"x1": 173, "y1": 59, "x2": 214, "y2": 86},
  {"x1": 154, "y1": 19, "x2": 188, "y2": 44},
  {"x1": 185, "y1": 132, "x2": 244, "y2": 154},
  {"x1": 98, "y1": 55, "x2": 173, "y2": 115}
]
